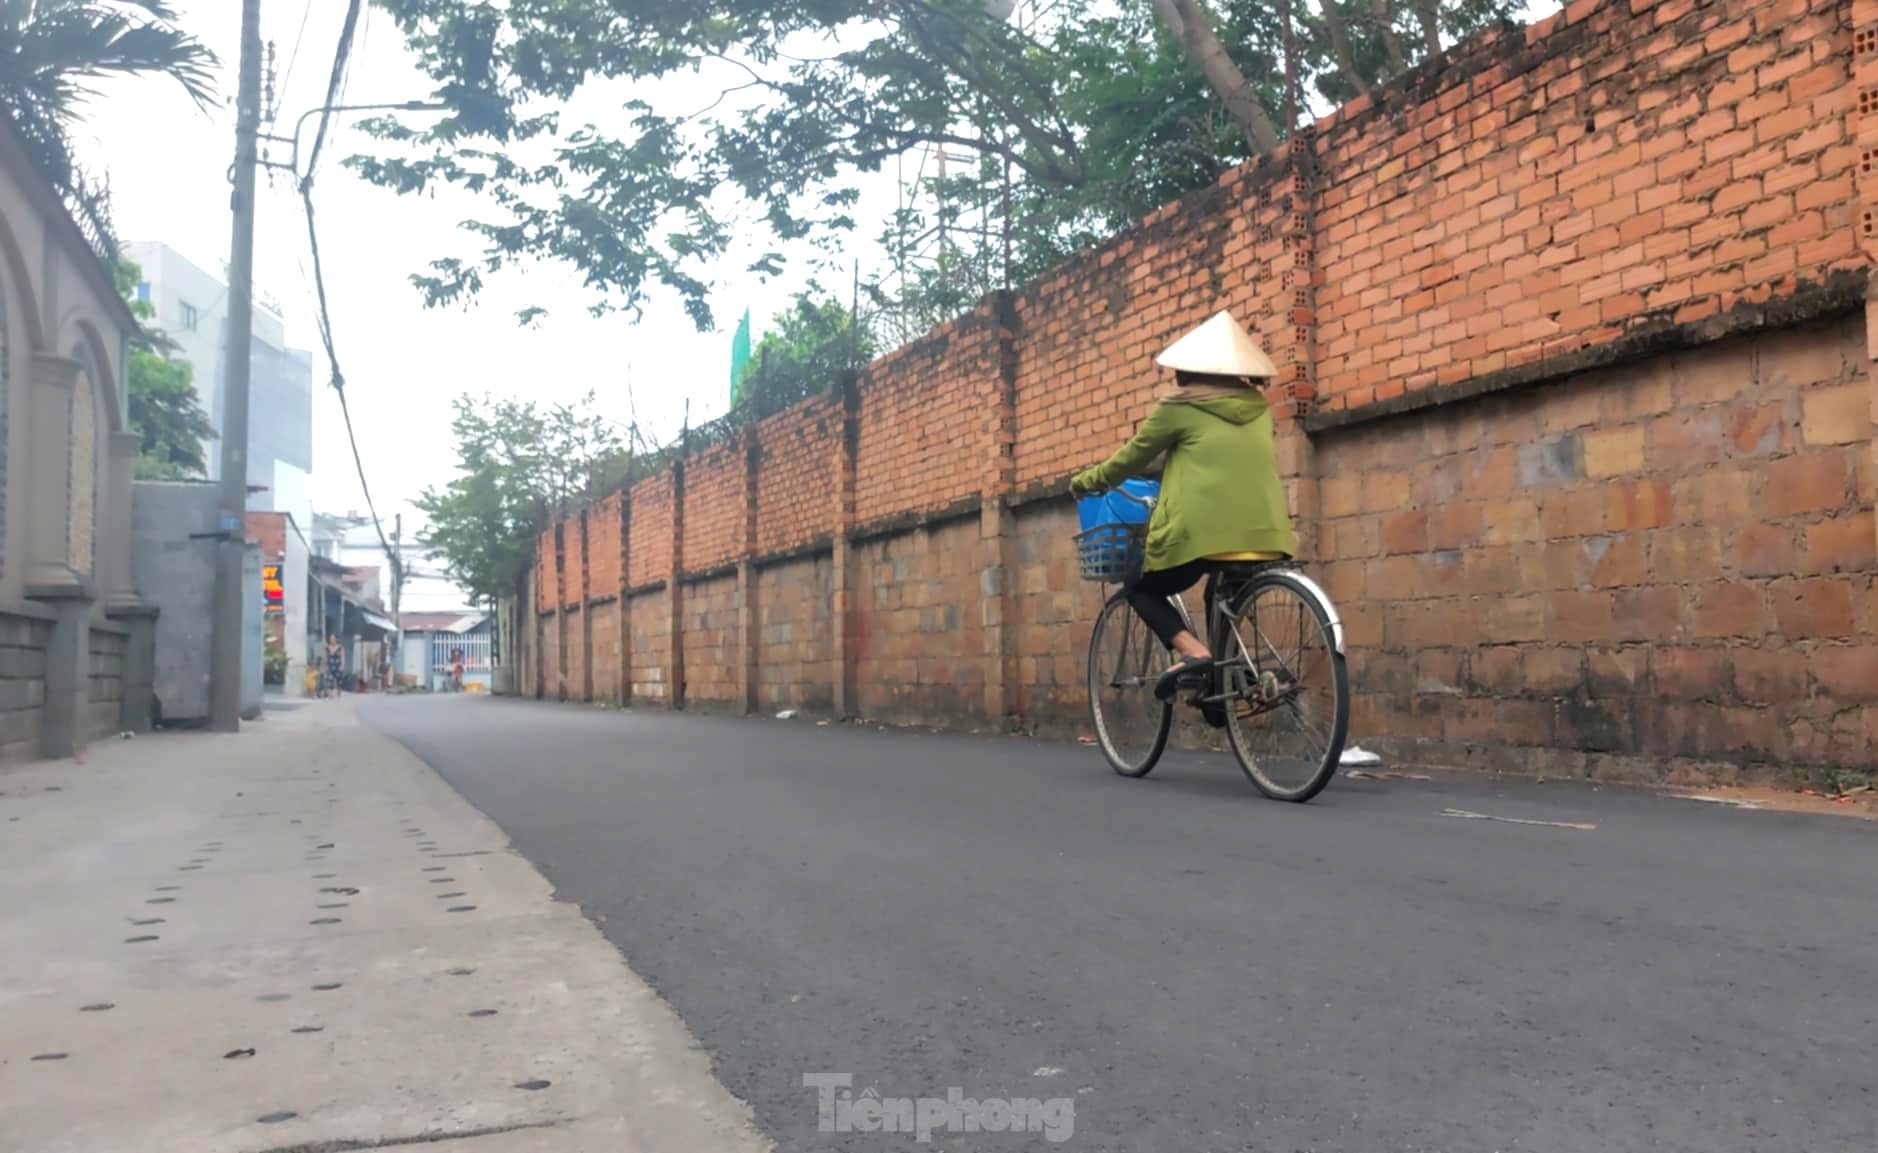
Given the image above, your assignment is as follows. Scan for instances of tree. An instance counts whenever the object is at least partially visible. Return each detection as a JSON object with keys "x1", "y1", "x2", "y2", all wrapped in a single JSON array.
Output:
[
  {"x1": 357, "y1": 0, "x2": 1519, "y2": 333},
  {"x1": 114, "y1": 259, "x2": 215, "y2": 479},
  {"x1": 738, "y1": 292, "x2": 875, "y2": 416},
  {"x1": 0, "y1": 2, "x2": 217, "y2": 251},
  {"x1": 416, "y1": 392, "x2": 627, "y2": 607}
]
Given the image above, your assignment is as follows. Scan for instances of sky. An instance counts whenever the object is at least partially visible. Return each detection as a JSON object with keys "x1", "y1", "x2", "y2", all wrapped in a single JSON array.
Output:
[
  {"x1": 75, "y1": 0, "x2": 1562, "y2": 554},
  {"x1": 77, "y1": 0, "x2": 840, "y2": 541}
]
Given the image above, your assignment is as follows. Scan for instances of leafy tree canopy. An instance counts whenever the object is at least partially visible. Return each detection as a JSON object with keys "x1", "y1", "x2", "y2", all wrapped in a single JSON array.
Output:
[
  {"x1": 737, "y1": 291, "x2": 876, "y2": 416},
  {"x1": 416, "y1": 392, "x2": 628, "y2": 606},
  {"x1": 1, "y1": 1, "x2": 217, "y2": 252},
  {"x1": 115, "y1": 258, "x2": 216, "y2": 479},
  {"x1": 356, "y1": 0, "x2": 1519, "y2": 332}
]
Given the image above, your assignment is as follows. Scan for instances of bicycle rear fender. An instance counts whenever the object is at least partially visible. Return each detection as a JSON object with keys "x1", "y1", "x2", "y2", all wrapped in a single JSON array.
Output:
[{"x1": 1274, "y1": 569, "x2": 1345, "y2": 655}]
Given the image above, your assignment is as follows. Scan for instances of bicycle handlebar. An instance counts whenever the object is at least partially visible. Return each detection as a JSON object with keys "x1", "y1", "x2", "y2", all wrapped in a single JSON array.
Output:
[{"x1": 1087, "y1": 485, "x2": 1155, "y2": 508}]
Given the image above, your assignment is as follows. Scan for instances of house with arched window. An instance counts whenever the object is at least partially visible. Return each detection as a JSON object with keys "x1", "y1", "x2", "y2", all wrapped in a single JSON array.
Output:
[{"x1": 0, "y1": 116, "x2": 154, "y2": 761}]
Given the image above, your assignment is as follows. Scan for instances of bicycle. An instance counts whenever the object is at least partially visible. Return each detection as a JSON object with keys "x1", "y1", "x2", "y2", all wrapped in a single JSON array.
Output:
[{"x1": 1077, "y1": 487, "x2": 1351, "y2": 802}]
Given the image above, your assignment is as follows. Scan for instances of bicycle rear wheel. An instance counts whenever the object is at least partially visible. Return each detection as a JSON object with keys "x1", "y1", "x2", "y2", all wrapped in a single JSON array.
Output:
[
  {"x1": 1213, "y1": 571, "x2": 1349, "y2": 802},
  {"x1": 1087, "y1": 592, "x2": 1172, "y2": 778}
]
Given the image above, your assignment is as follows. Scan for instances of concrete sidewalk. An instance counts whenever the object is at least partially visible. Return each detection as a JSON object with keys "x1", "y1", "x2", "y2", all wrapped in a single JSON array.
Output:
[{"x1": 0, "y1": 700, "x2": 770, "y2": 1153}]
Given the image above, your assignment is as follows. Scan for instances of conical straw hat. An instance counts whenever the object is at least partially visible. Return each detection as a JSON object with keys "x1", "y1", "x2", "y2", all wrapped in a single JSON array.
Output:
[{"x1": 1156, "y1": 311, "x2": 1277, "y2": 377}]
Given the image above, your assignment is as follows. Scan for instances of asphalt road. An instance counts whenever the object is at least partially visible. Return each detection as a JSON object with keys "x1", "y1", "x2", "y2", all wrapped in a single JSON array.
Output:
[{"x1": 362, "y1": 696, "x2": 1878, "y2": 1153}]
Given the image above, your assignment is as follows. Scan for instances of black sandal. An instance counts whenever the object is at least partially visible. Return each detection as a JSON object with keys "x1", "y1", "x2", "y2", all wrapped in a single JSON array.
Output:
[{"x1": 1154, "y1": 655, "x2": 1214, "y2": 701}]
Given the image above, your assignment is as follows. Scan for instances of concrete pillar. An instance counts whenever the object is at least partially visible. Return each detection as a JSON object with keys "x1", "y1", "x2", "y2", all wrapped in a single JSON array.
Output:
[
  {"x1": 617, "y1": 490, "x2": 633, "y2": 707},
  {"x1": 738, "y1": 427, "x2": 760, "y2": 716},
  {"x1": 102, "y1": 431, "x2": 142, "y2": 609},
  {"x1": 980, "y1": 293, "x2": 1020, "y2": 726},
  {"x1": 28, "y1": 580, "x2": 93, "y2": 759},
  {"x1": 107, "y1": 602, "x2": 159, "y2": 733},
  {"x1": 831, "y1": 370, "x2": 860, "y2": 719},
  {"x1": 578, "y1": 507, "x2": 594, "y2": 703},
  {"x1": 666, "y1": 454, "x2": 687, "y2": 710},
  {"x1": 24, "y1": 353, "x2": 79, "y2": 589}
]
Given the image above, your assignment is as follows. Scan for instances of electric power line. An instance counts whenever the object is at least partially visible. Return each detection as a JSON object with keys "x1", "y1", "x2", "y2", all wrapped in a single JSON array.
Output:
[
  {"x1": 297, "y1": 0, "x2": 396, "y2": 588},
  {"x1": 274, "y1": 0, "x2": 315, "y2": 109}
]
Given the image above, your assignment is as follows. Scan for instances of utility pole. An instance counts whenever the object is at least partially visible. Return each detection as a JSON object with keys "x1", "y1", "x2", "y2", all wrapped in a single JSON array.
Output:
[
  {"x1": 390, "y1": 512, "x2": 404, "y2": 686},
  {"x1": 210, "y1": 0, "x2": 263, "y2": 732}
]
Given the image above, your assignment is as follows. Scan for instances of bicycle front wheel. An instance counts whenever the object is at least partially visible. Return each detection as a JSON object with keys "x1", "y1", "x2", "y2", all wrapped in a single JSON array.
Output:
[
  {"x1": 1087, "y1": 592, "x2": 1172, "y2": 778},
  {"x1": 1213, "y1": 571, "x2": 1349, "y2": 802}
]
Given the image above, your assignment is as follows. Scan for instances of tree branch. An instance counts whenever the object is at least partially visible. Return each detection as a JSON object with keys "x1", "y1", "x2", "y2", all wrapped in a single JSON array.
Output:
[
  {"x1": 1373, "y1": 0, "x2": 1408, "y2": 73},
  {"x1": 1319, "y1": 1, "x2": 1370, "y2": 97},
  {"x1": 1413, "y1": 0, "x2": 1443, "y2": 56},
  {"x1": 1151, "y1": 0, "x2": 1281, "y2": 155}
]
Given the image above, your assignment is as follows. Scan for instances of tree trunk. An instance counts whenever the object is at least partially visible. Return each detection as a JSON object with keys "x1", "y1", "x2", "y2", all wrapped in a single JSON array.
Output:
[
  {"x1": 1151, "y1": 0, "x2": 1282, "y2": 154},
  {"x1": 1372, "y1": 0, "x2": 1408, "y2": 73},
  {"x1": 1322, "y1": 1, "x2": 1370, "y2": 97},
  {"x1": 1413, "y1": 0, "x2": 1442, "y2": 57}
]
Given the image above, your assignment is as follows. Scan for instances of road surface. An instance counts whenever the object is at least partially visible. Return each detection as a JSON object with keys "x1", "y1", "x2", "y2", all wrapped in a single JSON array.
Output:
[{"x1": 362, "y1": 696, "x2": 1877, "y2": 1153}]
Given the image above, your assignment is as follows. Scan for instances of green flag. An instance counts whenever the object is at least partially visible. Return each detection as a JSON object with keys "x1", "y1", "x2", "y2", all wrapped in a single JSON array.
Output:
[{"x1": 729, "y1": 309, "x2": 752, "y2": 408}]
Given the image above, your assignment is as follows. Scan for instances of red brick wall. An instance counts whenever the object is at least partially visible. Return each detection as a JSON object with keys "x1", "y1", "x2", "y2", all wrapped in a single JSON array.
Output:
[
  {"x1": 756, "y1": 394, "x2": 839, "y2": 555},
  {"x1": 683, "y1": 443, "x2": 744, "y2": 573},
  {"x1": 628, "y1": 589, "x2": 670, "y2": 702},
  {"x1": 1311, "y1": 0, "x2": 1856, "y2": 413},
  {"x1": 245, "y1": 512, "x2": 287, "y2": 560},
  {"x1": 588, "y1": 494, "x2": 624, "y2": 596},
  {"x1": 854, "y1": 307, "x2": 1002, "y2": 526},
  {"x1": 852, "y1": 519, "x2": 985, "y2": 723},
  {"x1": 756, "y1": 555, "x2": 835, "y2": 711},
  {"x1": 681, "y1": 575, "x2": 740, "y2": 706},
  {"x1": 1320, "y1": 315, "x2": 1875, "y2": 777},
  {"x1": 563, "y1": 512, "x2": 587, "y2": 607},
  {"x1": 525, "y1": 0, "x2": 1876, "y2": 778},
  {"x1": 629, "y1": 474, "x2": 674, "y2": 588}
]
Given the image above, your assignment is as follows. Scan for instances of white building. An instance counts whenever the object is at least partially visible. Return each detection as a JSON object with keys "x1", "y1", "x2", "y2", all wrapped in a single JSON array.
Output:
[
  {"x1": 312, "y1": 512, "x2": 475, "y2": 615},
  {"x1": 120, "y1": 241, "x2": 314, "y2": 531}
]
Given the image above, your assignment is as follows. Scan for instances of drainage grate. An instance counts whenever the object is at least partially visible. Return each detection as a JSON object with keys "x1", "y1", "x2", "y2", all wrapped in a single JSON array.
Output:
[
  {"x1": 79, "y1": 1003, "x2": 114, "y2": 1012},
  {"x1": 309, "y1": 918, "x2": 342, "y2": 926},
  {"x1": 447, "y1": 968, "x2": 475, "y2": 976},
  {"x1": 124, "y1": 935, "x2": 159, "y2": 944},
  {"x1": 290, "y1": 1026, "x2": 324, "y2": 1034},
  {"x1": 256, "y1": 1112, "x2": 298, "y2": 1124},
  {"x1": 31, "y1": 1053, "x2": 69, "y2": 1062},
  {"x1": 130, "y1": 917, "x2": 164, "y2": 926},
  {"x1": 312, "y1": 983, "x2": 343, "y2": 992},
  {"x1": 146, "y1": 898, "x2": 176, "y2": 905},
  {"x1": 514, "y1": 1080, "x2": 551, "y2": 1091},
  {"x1": 224, "y1": 1048, "x2": 257, "y2": 1059},
  {"x1": 467, "y1": 1009, "x2": 498, "y2": 1018},
  {"x1": 155, "y1": 885, "x2": 181, "y2": 892},
  {"x1": 422, "y1": 867, "x2": 447, "y2": 873},
  {"x1": 429, "y1": 878, "x2": 456, "y2": 884},
  {"x1": 316, "y1": 902, "x2": 348, "y2": 910},
  {"x1": 446, "y1": 906, "x2": 477, "y2": 913},
  {"x1": 312, "y1": 873, "x2": 337, "y2": 880},
  {"x1": 436, "y1": 892, "x2": 466, "y2": 899},
  {"x1": 257, "y1": 994, "x2": 291, "y2": 1003}
]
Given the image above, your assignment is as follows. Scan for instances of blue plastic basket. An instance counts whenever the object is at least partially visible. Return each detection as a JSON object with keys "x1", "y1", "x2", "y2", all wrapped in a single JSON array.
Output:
[
  {"x1": 1074, "y1": 479, "x2": 1156, "y2": 583},
  {"x1": 1075, "y1": 521, "x2": 1147, "y2": 584}
]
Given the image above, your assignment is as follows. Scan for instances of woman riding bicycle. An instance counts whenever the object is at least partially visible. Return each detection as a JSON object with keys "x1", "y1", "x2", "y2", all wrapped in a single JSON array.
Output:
[{"x1": 1069, "y1": 311, "x2": 1296, "y2": 703}]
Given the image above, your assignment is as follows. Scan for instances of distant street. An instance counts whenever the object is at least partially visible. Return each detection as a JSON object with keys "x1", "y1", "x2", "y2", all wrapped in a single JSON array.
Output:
[{"x1": 365, "y1": 695, "x2": 1878, "y2": 1153}]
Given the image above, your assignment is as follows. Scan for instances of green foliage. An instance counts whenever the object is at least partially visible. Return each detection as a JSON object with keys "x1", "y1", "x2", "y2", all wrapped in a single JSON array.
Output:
[
  {"x1": 416, "y1": 392, "x2": 627, "y2": 607},
  {"x1": 358, "y1": 0, "x2": 1520, "y2": 334},
  {"x1": 263, "y1": 641, "x2": 290, "y2": 686},
  {"x1": 1, "y1": 1, "x2": 218, "y2": 251},
  {"x1": 738, "y1": 292, "x2": 874, "y2": 417},
  {"x1": 114, "y1": 259, "x2": 215, "y2": 479}
]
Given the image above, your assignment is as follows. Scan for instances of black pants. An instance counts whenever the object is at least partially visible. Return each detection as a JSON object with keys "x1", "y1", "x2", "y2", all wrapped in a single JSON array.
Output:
[{"x1": 1126, "y1": 559, "x2": 1220, "y2": 649}]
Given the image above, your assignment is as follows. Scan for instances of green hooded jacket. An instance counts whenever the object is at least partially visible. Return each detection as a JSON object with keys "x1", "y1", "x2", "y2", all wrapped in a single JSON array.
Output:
[{"x1": 1071, "y1": 390, "x2": 1296, "y2": 573}]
